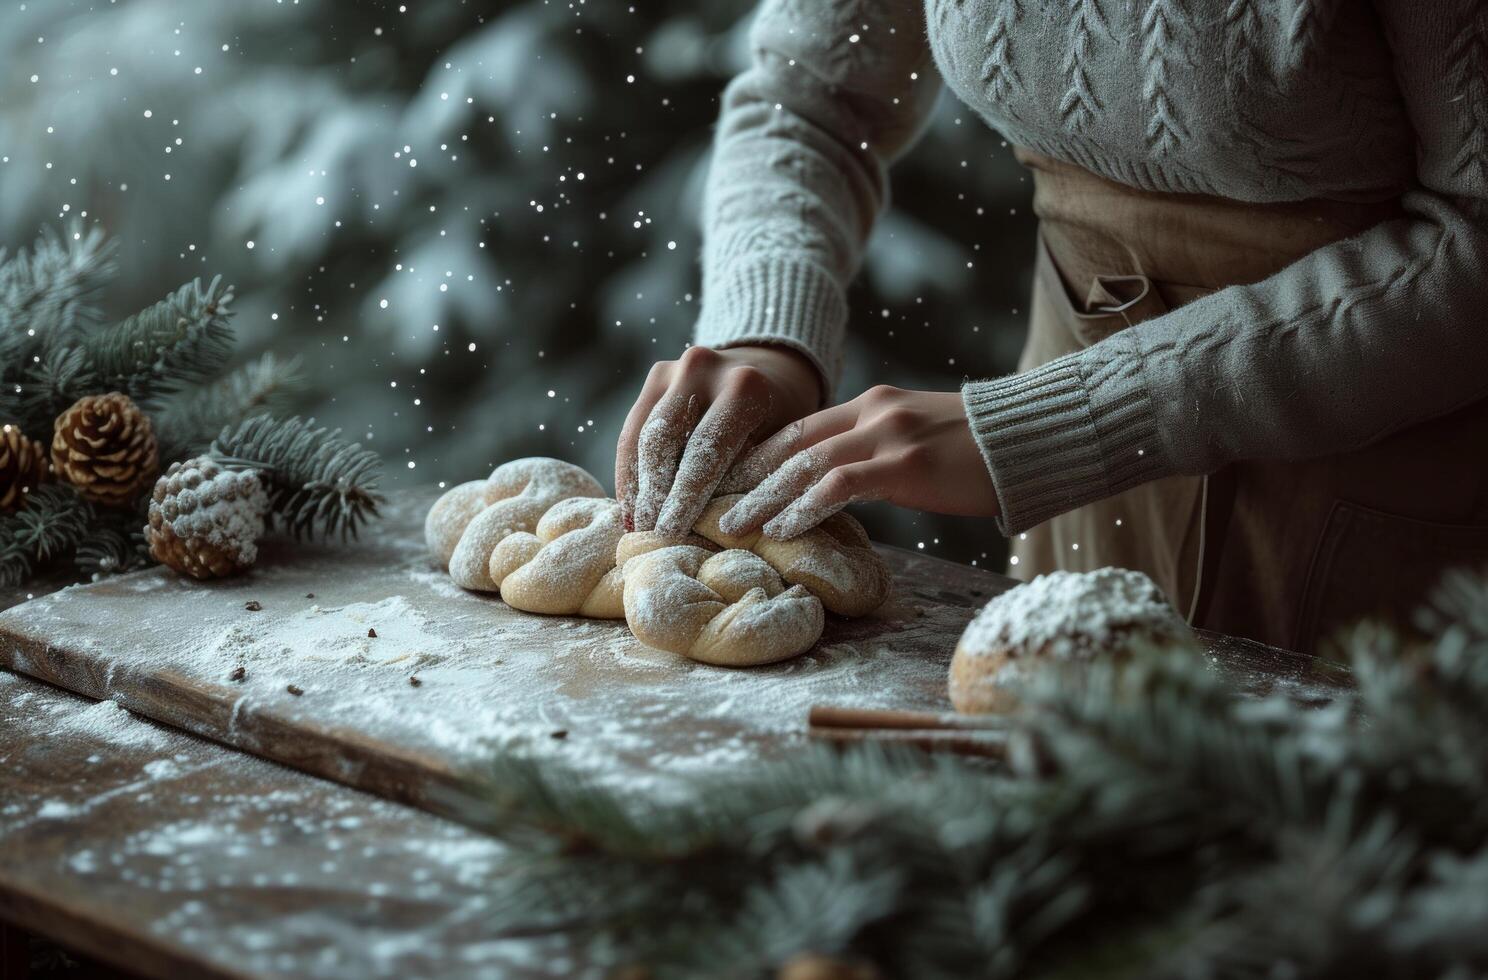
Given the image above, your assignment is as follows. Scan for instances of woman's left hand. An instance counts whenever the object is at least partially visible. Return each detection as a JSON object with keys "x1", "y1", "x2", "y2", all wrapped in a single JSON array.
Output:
[{"x1": 715, "y1": 385, "x2": 1001, "y2": 540}]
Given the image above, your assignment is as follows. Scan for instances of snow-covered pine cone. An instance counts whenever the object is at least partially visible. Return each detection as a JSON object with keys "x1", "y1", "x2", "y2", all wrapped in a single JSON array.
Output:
[
  {"x1": 145, "y1": 456, "x2": 269, "y2": 580},
  {"x1": 51, "y1": 392, "x2": 160, "y2": 506},
  {"x1": 0, "y1": 423, "x2": 49, "y2": 512}
]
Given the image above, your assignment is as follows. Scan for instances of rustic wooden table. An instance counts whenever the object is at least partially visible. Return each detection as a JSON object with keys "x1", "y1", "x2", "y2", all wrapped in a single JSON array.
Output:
[{"x1": 0, "y1": 489, "x2": 1342, "y2": 978}]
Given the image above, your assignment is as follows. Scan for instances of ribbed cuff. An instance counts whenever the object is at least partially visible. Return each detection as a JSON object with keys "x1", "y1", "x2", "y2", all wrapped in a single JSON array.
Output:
[
  {"x1": 694, "y1": 256, "x2": 846, "y2": 402},
  {"x1": 962, "y1": 346, "x2": 1170, "y2": 536}
]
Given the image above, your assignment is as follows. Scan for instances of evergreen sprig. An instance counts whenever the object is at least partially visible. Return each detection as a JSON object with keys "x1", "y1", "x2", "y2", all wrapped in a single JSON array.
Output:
[
  {"x1": 462, "y1": 579, "x2": 1488, "y2": 980},
  {"x1": 0, "y1": 484, "x2": 95, "y2": 587},
  {"x1": 85, "y1": 275, "x2": 236, "y2": 403},
  {"x1": 0, "y1": 223, "x2": 116, "y2": 428},
  {"x1": 210, "y1": 414, "x2": 384, "y2": 541},
  {"x1": 156, "y1": 352, "x2": 305, "y2": 461},
  {"x1": 0, "y1": 222, "x2": 114, "y2": 344}
]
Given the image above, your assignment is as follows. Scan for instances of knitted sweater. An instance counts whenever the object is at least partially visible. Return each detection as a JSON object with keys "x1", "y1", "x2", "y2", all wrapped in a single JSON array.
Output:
[{"x1": 693, "y1": 0, "x2": 1488, "y2": 535}]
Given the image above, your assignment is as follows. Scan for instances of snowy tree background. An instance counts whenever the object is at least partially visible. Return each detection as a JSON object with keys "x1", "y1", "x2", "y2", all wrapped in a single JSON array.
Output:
[{"x1": 0, "y1": 0, "x2": 1035, "y2": 567}]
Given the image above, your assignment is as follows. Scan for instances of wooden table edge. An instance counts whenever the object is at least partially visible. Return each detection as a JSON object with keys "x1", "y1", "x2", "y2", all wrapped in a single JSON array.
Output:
[{"x1": 0, "y1": 875, "x2": 254, "y2": 980}]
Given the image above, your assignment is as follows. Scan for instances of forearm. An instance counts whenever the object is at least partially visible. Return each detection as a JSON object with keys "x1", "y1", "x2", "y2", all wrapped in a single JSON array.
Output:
[
  {"x1": 967, "y1": 191, "x2": 1488, "y2": 535},
  {"x1": 694, "y1": 0, "x2": 941, "y2": 396}
]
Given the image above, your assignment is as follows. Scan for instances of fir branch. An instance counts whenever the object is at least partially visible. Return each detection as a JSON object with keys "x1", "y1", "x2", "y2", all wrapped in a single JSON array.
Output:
[
  {"x1": 156, "y1": 353, "x2": 305, "y2": 460},
  {"x1": 0, "y1": 484, "x2": 95, "y2": 586},
  {"x1": 0, "y1": 223, "x2": 116, "y2": 363},
  {"x1": 210, "y1": 414, "x2": 383, "y2": 540},
  {"x1": 0, "y1": 224, "x2": 116, "y2": 426},
  {"x1": 74, "y1": 524, "x2": 150, "y2": 578},
  {"x1": 11, "y1": 345, "x2": 97, "y2": 436},
  {"x1": 85, "y1": 275, "x2": 236, "y2": 403}
]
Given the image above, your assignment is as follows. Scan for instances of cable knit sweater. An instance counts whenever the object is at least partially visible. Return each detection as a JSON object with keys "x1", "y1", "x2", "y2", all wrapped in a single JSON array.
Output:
[{"x1": 693, "y1": 0, "x2": 1488, "y2": 535}]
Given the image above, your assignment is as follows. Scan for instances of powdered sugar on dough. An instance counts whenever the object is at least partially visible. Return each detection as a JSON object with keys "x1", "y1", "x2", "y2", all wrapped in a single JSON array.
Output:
[
  {"x1": 621, "y1": 544, "x2": 824, "y2": 666},
  {"x1": 958, "y1": 568, "x2": 1191, "y2": 662},
  {"x1": 434, "y1": 458, "x2": 606, "y2": 591},
  {"x1": 491, "y1": 497, "x2": 625, "y2": 617}
]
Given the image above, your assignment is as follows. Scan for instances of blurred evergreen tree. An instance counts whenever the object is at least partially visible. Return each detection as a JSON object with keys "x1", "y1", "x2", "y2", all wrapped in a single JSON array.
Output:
[{"x1": 0, "y1": 0, "x2": 1035, "y2": 567}]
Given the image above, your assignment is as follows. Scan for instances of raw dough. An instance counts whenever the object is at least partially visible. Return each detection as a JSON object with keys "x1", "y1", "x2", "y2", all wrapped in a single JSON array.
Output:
[
  {"x1": 948, "y1": 568, "x2": 1193, "y2": 714},
  {"x1": 490, "y1": 497, "x2": 627, "y2": 618},
  {"x1": 690, "y1": 494, "x2": 890, "y2": 617},
  {"x1": 620, "y1": 539, "x2": 825, "y2": 667},
  {"x1": 425, "y1": 457, "x2": 605, "y2": 592},
  {"x1": 615, "y1": 497, "x2": 888, "y2": 665},
  {"x1": 427, "y1": 460, "x2": 892, "y2": 659}
]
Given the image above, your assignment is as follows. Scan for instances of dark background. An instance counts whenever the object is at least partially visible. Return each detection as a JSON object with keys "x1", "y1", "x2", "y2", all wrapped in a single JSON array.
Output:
[{"x1": 0, "y1": 0, "x2": 1036, "y2": 569}]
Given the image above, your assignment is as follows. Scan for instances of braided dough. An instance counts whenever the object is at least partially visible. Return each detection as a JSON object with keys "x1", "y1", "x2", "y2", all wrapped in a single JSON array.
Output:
[
  {"x1": 426, "y1": 459, "x2": 893, "y2": 666},
  {"x1": 689, "y1": 495, "x2": 890, "y2": 617},
  {"x1": 613, "y1": 495, "x2": 890, "y2": 666},
  {"x1": 488, "y1": 497, "x2": 627, "y2": 618},
  {"x1": 425, "y1": 457, "x2": 612, "y2": 601},
  {"x1": 620, "y1": 538, "x2": 825, "y2": 667}
]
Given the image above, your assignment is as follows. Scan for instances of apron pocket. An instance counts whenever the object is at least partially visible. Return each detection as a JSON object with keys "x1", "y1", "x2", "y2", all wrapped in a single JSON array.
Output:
[{"x1": 1296, "y1": 500, "x2": 1488, "y2": 654}]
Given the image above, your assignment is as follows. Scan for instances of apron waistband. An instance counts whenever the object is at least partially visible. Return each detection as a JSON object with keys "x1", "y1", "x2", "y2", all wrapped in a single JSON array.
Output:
[{"x1": 1015, "y1": 146, "x2": 1407, "y2": 309}]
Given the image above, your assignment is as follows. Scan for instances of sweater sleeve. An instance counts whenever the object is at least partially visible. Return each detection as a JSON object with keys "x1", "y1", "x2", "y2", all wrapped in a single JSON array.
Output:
[
  {"x1": 964, "y1": 1, "x2": 1488, "y2": 536},
  {"x1": 694, "y1": 0, "x2": 942, "y2": 397}
]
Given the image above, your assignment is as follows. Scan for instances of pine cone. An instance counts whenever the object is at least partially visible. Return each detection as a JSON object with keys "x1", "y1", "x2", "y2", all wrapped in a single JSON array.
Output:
[
  {"x1": 51, "y1": 392, "x2": 160, "y2": 506},
  {"x1": 146, "y1": 457, "x2": 270, "y2": 580},
  {"x1": 0, "y1": 424, "x2": 50, "y2": 511}
]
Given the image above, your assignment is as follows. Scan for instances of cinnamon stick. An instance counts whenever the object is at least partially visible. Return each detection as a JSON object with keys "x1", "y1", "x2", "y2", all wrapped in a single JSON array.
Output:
[{"x1": 808, "y1": 704, "x2": 1004, "y2": 732}]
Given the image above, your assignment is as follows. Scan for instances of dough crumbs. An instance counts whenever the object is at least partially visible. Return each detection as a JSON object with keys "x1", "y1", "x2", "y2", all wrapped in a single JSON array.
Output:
[{"x1": 959, "y1": 568, "x2": 1190, "y2": 662}]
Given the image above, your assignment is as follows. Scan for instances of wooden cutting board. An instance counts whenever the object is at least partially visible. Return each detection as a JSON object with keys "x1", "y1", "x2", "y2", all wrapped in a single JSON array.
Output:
[
  {"x1": 0, "y1": 489, "x2": 1338, "y2": 823},
  {"x1": 0, "y1": 491, "x2": 1011, "y2": 815}
]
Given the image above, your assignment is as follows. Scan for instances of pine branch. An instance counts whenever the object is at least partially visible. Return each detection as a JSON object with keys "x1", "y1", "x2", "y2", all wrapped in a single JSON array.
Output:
[
  {"x1": 74, "y1": 522, "x2": 150, "y2": 578},
  {"x1": 0, "y1": 224, "x2": 117, "y2": 427},
  {"x1": 0, "y1": 223, "x2": 116, "y2": 362},
  {"x1": 11, "y1": 345, "x2": 97, "y2": 436},
  {"x1": 0, "y1": 484, "x2": 95, "y2": 587},
  {"x1": 156, "y1": 353, "x2": 305, "y2": 460},
  {"x1": 209, "y1": 414, "x2": 383, "y2": 540},
  {"x1": 85, "y1": 275, "x2": 236, "y2": 403}
]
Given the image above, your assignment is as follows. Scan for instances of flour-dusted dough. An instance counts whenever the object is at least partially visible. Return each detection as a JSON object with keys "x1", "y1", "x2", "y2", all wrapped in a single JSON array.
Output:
[
  {"x1": 691, "y1": 494, "x2": 890, "y2": 617},
  {"x1": 615, "y1": 499, "x2": 886, "y2": 665},
  {"x1": 490, "y1": 496, "x2": 627, "y2": 618},
  {"x1": 427, "y1": 460, "x2": 891, "y2": 652},
  {"x1": 620, "y1": 539, "x2": 824, "y2": 667},
  {"x1": 425, "y1": 457, "x2": 605, "y2": 592},
  {"x1": 948, "y1": 568, "x2": 1194, "y2": 714}
]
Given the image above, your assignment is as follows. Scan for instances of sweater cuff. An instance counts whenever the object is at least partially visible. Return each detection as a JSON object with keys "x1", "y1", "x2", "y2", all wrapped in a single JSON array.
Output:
[
  {"x1": 962, "y1": 346, "x2": 1170, "y2": 536},
  {"x1": 694, "y1": 256, "x2": 846, "y2": 401}
]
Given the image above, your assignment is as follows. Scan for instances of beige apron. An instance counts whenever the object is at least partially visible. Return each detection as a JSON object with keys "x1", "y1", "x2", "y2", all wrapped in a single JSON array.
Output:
[{"x1": 1009, "y1": 148, "x2": 1488, "y2": 654}]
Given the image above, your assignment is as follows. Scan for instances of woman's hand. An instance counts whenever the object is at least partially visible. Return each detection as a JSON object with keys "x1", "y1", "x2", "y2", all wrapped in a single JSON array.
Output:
[
  {"x1": 715, "y1": 385, "x2": 1001, "y2": 540},
  {"x1": 615, "y1": 345, "x2": 823, "y2": 536}
]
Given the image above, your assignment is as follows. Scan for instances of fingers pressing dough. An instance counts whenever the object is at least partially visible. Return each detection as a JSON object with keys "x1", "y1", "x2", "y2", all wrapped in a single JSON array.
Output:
[{"x1": 691, "y1": 494, "x2": 889, "y2": 617}]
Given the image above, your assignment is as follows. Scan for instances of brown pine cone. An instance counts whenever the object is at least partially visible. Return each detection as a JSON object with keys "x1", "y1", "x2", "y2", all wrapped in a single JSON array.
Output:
[
  {"x1": 51, "y1": 392, "x2": 160, "y2": 506},
  {"x1": 146, "y1": 457, "x2": 269, "y2": 580},
  {"x1": 0, "y1": 424, "x2": 49, "y2": 511}
]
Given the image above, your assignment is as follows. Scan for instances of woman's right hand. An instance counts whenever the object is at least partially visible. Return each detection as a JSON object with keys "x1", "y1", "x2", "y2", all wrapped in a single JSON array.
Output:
[{"x1": 615, "y1": 344, "x2": 823, "y2": 537}]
